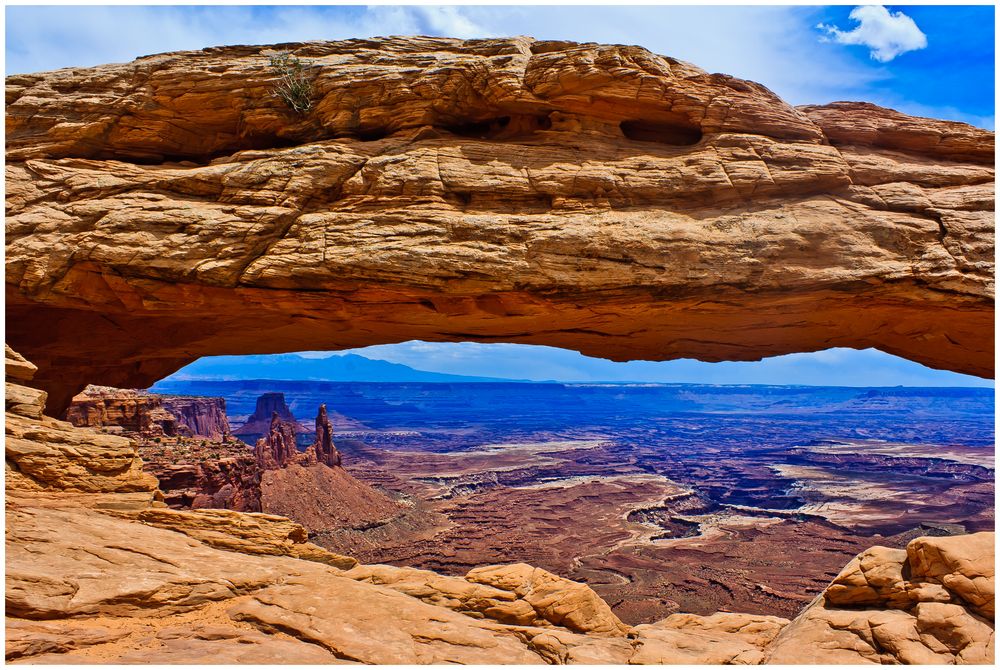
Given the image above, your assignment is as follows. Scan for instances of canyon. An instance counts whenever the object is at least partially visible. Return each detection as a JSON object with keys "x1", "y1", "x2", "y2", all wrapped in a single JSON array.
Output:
[
  {"x1": 4, "y1": 35, "x2": 995, "y2": 664},
  {"x1": 157, "y1": 377, "x2": 993, "y2": 624},
  {"x1": 67, "y1": 386, "x2": 231, "y2": 441}
]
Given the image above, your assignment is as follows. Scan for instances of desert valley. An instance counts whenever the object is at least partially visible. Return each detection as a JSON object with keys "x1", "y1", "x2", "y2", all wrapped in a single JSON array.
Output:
[
  {"x1": 5, "y1": 29, "x2": 995, "y2": 665},
  {"x1": 71, "y1": 375, "x2": 994, "y2": 627}
]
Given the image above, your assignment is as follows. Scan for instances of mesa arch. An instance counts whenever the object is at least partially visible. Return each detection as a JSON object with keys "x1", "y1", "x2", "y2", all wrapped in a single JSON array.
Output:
[{"x1": 5, "y1": 36, "x2": 994, "y2": 414}]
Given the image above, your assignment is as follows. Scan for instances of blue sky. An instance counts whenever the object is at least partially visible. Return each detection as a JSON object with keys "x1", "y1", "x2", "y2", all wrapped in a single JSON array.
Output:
[{"x1": 6, "y1": 5, "x2": 995, "y2": 386}]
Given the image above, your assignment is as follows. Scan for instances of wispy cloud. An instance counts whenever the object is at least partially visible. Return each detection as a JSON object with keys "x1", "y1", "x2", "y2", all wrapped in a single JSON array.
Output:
[
  {"x1": 6, "y1": 5, "x2": 884, "y2": 107},
  {"x1": 818, "y1": 5, "x2": 928, "y2": 63},
  {"x1": 4, "y1": 5, "x2": 487, "y2": 74}
]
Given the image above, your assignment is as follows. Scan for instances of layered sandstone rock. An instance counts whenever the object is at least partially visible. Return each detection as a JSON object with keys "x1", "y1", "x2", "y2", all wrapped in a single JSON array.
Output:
[
  {"x1": 142, "y1": 446, "x2": 261, "y2": 511},
  {"x1": 64, "y1": 385, "x2": 255, "y2": 509},
  {"x1": 346, "y1": 562, "x2": 630, "y2": 635},
  {"x1": 67, "y1": 386, "x2": 182, "y2": 436},
  {"x1": 67, "y1": 386, "x2": 231, "y2": 440},
  {"x1": 160, "y1": 396, "x2": 231, "y2": 441},
  {"x1": 630, "y1": 612, "x2": 789, "y2": 664},
  {"x1": 253, "y1": 411, "x2": 299, "y2": 469},
  {"x1": 766, "y1": 532, "x2": 995, "y2": 664},
  {"x1": 465, "y1": 563, "x2": 631, "y2": 636},
  {"x1": 4, "y1": 37, "x2": 993, "y2": 414},
  {"x1": 123, "y1": 507, "x2": 358, "y2": 569},
  {"x1": 6, "y1": 495, "x2": 788, "y2": 665},
  {"x1": 12, "y1": 489, "x2": 988, "y2": 664},
  {"x1": 5, "y1": 348, "x2": 158, "y2": 494}
]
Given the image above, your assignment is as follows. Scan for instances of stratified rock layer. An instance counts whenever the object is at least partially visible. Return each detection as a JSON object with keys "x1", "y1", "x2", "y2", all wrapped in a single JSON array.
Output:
[
  {"x1": 5, "y1": 350, "x2": 158, "y2": 494},
  {"x1": 5, "y1": 37, "x2": 994, "y2": 413},
  {"x1": 67, "y1": 386, "x2": 231, "y2": 440},
  {"x1": 160, "y1": 396, "x2": 231, "y2": 441},
  {"x1": 254, "y1": 412, "x2": 299, "y2": 470}
]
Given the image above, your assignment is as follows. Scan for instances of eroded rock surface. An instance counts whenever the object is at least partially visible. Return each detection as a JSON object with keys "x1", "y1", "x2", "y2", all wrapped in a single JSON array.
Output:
[
  {"x1": 766, "y1": 532, "x2": 995, "y2": 664},
  {"x1": 5, "y1": 349, "x2": 158, "y2": 494},
  {"x1": 5, "y1": 37, "x2": 993, "y2": 414},
  {"x1": 346, "y1": 562, "x2": 630, "y2": 636},
  {"x1": 630, "y1": 612, "x2": 789, "y2": 664},
  {"x1": 6, "y1": 494, "x2": 790, "y2": 665},
  {"x1": 67, "y1": 385, "x2": 231, "y2": 440},
  {"x1": 234, "y1": 392, "x2": 311, "y2": 438}
]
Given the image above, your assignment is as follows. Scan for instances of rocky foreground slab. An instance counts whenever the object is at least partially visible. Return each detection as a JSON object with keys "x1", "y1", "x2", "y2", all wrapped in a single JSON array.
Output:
[{"x1": 4, "y1": 345, "x2": 994, "y2": 663}]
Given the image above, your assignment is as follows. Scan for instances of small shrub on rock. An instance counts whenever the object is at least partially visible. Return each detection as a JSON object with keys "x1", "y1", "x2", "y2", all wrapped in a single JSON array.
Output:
[{"x1": 269, "y1": 52, "x2": 314, "y2": 115}]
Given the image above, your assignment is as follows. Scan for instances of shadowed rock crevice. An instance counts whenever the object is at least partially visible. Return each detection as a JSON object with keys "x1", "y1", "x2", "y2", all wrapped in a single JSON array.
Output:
[{"x1": 620, "y1": 119, "x2": 703, "y2": 145}]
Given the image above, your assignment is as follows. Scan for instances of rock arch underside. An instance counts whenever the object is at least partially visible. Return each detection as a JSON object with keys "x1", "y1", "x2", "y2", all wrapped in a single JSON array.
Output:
[
  {"x1": 4, "y1": 37, "x2": 997, "y2": 665},
  {"x1": 5, "y1": 36, "x2": 995, "y2": 414}
]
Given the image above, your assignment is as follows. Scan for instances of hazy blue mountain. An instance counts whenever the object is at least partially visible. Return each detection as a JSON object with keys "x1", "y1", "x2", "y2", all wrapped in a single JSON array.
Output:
[{"x1": 158, "y1": 353, "x2": 525, "y2": 384}]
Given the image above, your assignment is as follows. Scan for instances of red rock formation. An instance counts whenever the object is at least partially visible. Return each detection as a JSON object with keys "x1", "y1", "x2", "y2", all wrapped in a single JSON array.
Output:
[
  {"x1": 5, "y1": 347, "x2": 159, "y2": 494},
  {"x1": 66, "y1": 387, "x2": 179, "y2": 437},
  {"x1": 254, "y1": 412, "x2": 299, "y2": 470},
  {"x1": 253, "y1": 402, "x2": 342, "y2": 470},
  {"x1": 248, "y1": 401, "x2": 400, "y2": 534},
  {"x1": 306, "y1": 404, "x2": 342, "y2": 468},
  {"x1": 160, "y1": 396, "x2": 231, "y2": 441},
  {"x1": 144, "y1": 445, "x2": 261, "y2": 512},
  {"x1": 5, "y1": 343, "x2": 994, "y2": 664},
  {"x1": 4, "y1": 38, "x2": 993, "y2": 414},
  {"x1": 66, "y1": 386, "x2": 231, "y2": 440},
  {"x1": 234, "y1": 392, "x2": 310, "y2": 437}
]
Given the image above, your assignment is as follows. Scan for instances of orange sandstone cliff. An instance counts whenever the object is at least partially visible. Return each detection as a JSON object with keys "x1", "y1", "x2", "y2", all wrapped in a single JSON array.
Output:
[{"x1": 4, "y1": 37, "x2": 993, "y2": 415}]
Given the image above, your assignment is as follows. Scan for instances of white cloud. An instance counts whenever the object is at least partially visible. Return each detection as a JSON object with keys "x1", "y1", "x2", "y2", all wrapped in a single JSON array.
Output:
[
  {"x1": 413, "y1": 6, "x2": 493, "y2": 40},
  {"x1": 818, "y1": 5, "x2": 928, "y2": 63}
]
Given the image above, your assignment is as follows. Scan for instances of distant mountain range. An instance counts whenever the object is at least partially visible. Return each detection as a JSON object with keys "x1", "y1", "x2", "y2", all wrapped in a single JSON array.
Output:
[{"x1": 159, "y1": 353, "x2": 526, "y2": 383}]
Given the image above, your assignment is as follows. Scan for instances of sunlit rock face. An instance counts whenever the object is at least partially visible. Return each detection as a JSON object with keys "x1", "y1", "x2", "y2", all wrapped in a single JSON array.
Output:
[
  {"x1": 5, "y1": 346, "x2": 158, "y2": 494},
  {"x1": 66, "y1": 386, "x2": 231, "y2": 440},
  {"x1": 766, "y1": 532, "x2": 995, "y2": 664},
  {"x1": 4, "y1": 36, "x2": 994, "y2": 413}
]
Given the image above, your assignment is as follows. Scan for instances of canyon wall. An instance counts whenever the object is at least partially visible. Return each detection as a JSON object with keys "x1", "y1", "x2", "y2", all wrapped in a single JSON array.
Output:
[
  {"x1": 67, "y1": 386, "x2": 230, "y2": 439},
  {"x1": 160, "y1": 396, "x2": 230, "y2": 441},
  {"x1": 5, "y1": 37, "x2": 993, "y2": 413},
  {"x1": 64, "y1": 385, "x2": 391, "y2": 526}
]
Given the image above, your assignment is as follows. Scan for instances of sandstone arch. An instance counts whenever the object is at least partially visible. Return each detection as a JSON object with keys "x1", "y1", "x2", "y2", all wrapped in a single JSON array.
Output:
[{"x1": 5, "y1": 37, "x2": 994, "y2": 413}]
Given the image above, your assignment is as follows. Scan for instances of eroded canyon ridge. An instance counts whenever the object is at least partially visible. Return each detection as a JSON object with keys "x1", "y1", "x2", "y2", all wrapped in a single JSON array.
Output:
[{"x1": 4, "y1": 35, "x2": 996, "y2": 663}]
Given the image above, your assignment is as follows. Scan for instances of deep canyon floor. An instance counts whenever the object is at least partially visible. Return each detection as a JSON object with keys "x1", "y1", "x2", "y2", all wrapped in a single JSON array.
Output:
[{"x1": 151, "y1": 379, "x2": 995, "y2": 624}]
